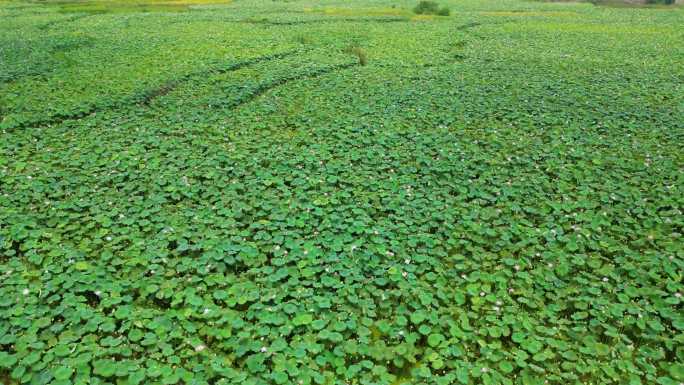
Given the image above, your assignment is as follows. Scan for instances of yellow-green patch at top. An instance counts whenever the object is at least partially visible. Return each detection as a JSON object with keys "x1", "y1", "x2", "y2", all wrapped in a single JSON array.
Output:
[{"x1": 52, "y1": 0, "x2": 232, "y2": 13}]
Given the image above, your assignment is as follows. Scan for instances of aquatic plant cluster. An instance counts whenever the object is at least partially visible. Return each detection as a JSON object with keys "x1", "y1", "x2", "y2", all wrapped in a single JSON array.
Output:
[{"x1": 0, "y1": 0, "x2": 682, "y2": 384}]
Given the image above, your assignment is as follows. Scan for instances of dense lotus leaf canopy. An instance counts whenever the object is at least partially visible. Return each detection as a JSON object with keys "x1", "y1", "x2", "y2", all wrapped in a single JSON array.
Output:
[{"x1": 0, "y1": 0, "x2": 683, "y2": 384}]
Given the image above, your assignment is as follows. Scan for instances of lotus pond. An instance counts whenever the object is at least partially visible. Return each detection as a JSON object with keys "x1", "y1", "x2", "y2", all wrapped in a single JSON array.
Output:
[{"x1": 0, "y1": 0, "x2": 683, "y2": 384}]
